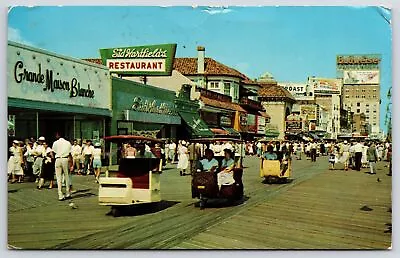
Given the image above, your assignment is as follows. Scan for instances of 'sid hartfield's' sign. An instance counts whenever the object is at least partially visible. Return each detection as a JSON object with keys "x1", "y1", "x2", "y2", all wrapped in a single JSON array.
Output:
[{"x1": 99, "y1": 44, "x2": 177, "y2": 76}]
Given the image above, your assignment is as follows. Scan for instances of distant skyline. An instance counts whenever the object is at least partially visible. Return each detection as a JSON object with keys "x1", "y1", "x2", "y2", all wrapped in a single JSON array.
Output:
[{"x1": 8, "y1": 6, "x2": 392, "y2": 131}]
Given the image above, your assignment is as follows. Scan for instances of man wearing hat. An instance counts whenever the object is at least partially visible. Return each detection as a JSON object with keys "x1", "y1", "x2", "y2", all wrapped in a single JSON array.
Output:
[
  {"x1": 52, "y1": 134, "x2": 72, "y2": 201},
  {"x1": 82, "y1": 140, "x2": 94, "y2": 175},
  {"x1": 32, "y1": 136, "x2": 46, "y2": 184}
]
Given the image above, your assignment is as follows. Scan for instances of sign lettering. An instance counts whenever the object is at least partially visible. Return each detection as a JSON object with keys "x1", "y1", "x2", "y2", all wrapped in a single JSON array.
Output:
[
  {"x1": 131, "y1": 96, "x2": 176, "y2": 115},
  {"x1": 13, "y1": 61, "x2": 95, "y2": 99}
]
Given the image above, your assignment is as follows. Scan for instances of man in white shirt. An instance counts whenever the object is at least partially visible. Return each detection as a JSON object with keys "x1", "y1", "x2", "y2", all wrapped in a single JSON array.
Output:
[
  {"x1": 82, "y1": 140, "x2": 94, "y2": 175},
  {"x1": 71, "y1": 139, "x2": 82, "y2": 174},
  {"x1": 354, "y1": 141, "x2": 364, "y2": 171},
  {"x1": 52, "y1": 134, "x2": 72, "y2": 201}
]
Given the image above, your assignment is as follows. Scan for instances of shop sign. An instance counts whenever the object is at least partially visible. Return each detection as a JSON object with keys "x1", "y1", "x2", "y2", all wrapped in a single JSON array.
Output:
[
  {"x1": 13, "y1": 61, "x2": 95, "y2": 98},
  {"x1": 220, "y1": 114, "x2": 232, "y2": 127},
  {"x1": 257, "y1": 116, "x2": 266, "y2": 134},
  {"x1": 8, "y1": 42, "x2": 111, "y2": 110},
  {"x1": 240, "y1": 113, "x2": 247, "y2": 126},
  {"x1": 301, "y1": 105, "x2": 317, "y2": 120},
  {"x1": 336, "y1": 54, "x2": 381, "y2": 70},
  {"x1": 280, "y1": 82, "x2": 310, "y2": 97},
  {"x1": 131, "y1": 96, "x2": 177, "y2": 115},
  {"x1": 286, "y1": 120, "x2": 302, "y2": 132},
  {"x1": 100, "y1": 44, "x2": 177, "y2": 76},
  {"x1": 310, "y1": 77, "x2": 341, "y2": 95},
  {"x1": 343, "y1": 70, "x2": 380, "y2": 84},
  {"x1": 246, "y1": 114, "x2": 257, "y2": 132}
]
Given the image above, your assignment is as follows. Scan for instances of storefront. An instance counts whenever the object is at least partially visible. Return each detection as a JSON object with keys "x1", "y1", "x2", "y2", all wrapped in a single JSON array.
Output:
[
  {"x1": 175, "y1": 84, "x2": 214, "y2": 139},
  {"x1": 198, "y1": 88, "x2": 243, "y2": 138},
  {"x1": 111, "y1": 77, "x2": 181, "y2": 138},
  {"x1": 8, "y1": 41, "x2": 112, "y2": 143}
]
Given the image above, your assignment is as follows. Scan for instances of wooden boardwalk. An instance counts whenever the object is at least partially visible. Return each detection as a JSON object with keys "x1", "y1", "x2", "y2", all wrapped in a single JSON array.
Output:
[
  {"x1": 174, "y1": 163, "x2": 392, "y2": 249},
  {"x1": 7, "y1": 156, "x2": 391, "y2": 249}
]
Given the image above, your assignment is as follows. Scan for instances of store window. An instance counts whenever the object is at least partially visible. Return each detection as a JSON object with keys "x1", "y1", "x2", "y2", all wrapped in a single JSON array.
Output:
[{"x1": 224, "y1": 82, "x2": 231, "y2": 96}]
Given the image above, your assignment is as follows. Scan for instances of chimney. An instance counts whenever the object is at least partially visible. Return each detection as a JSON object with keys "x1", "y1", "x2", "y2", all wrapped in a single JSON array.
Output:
[{"x1": 197, "y1": 46, "x2": 205, "y2": 74}]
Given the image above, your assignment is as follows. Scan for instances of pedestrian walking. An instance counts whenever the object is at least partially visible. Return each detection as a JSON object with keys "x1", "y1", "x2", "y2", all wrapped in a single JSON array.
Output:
[
  {"x1": 23, "y1": 141, "x2": 35, "y2": 181},
  {"x1": 52, "y1": 134, "x2": 72, "y2": 201},
  {"x1": 354, "y1": 141, "x2": 363, "y2": 171},
  {"x1": 82, "y1": 140, "x2": 94, "y2": 175},
  {"x1": 92, "y1": 142, "x2": 102, "y2": 183},
  {"x1": 177, "y1": 142, "x2": 189, "y2": 176},
  {"x1": 71, "y1": 139, "x2": 83, "y2": 175},
  {"x1": 328, "y1": 143, "x2": 337, "y2": 170},
  {"x1": 310, "y1": 141, "x2": 317, "y2": 162},
  {"x1": 361, "y1": 144, "x2": 368, "y2": 168},
  {"x1": 38, "y1": 142, "x2": 55, "y2": 189},
  {"x1": 367, "y1": 142, "x2": 378, "y2": 174},
  {"x1": 32, "y1": 137, "x2": 46, "y2": 184},
  {"x1": 169, "y1": 141, "x2": 176, "y2": 163},
  {"x1": 8, "y1": 140, "x2": 24, "y2": 183},
  {"x1": 339, "y1": 141, "x2": 350, "y2": 171}
]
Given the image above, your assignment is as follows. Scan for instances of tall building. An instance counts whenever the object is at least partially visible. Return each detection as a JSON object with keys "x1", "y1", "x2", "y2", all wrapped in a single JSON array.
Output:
[
  {"x1": 336, "y1": 54, "x2": 381, "y2": 136},
  {"x1": 307, "y1": 77, "x2": 342, "y2": 139}
]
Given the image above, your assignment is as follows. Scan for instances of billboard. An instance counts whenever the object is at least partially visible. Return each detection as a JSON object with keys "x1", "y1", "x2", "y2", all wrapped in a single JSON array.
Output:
[
  {"x1": 301, "y1": 105, "x2": 317, "y2": 120},
  {"x1": 280, "y1": 82, "x2": 307, "y2": 96},
  {"x1": 246, "y1": 114, "x2": 257, "y2": 133},
  {"x1": 343, "y1": 70, "x2": 380, "y2": 84},
  {"x1": 309, "y1": 77, "x2": 341, "y2": 95},
  {"x1": 336, "y1": 54, "x2": 381, "y2": 70},
  {"x1": 99, "y1": 44, "x2": 177, "y2": 75},
  {"x1": 257, "y1": 116, "x2": 266, "y2": 134},
  {"x1": 285, "y1": 120, "x2": 302, "y2": 132}
]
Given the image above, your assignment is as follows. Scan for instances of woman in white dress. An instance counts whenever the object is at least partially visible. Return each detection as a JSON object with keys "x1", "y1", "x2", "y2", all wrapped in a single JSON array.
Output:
[
  {"x1": 361, "y1": 144, "x2": 368, "y2": 168},
  {"x1": 177, "y1": 143, "x2": 189, "y2": 176},
  {"x1": 8, "y1": 140, "x2": 24, "y2": 183}
]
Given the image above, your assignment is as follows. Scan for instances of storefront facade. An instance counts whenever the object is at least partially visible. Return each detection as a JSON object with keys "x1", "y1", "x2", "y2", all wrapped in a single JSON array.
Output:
[
  {"x1": 111, "y1": 77, "x2": 181, "y2": 138},
  {"x1": 8, "y1": 41, "x2": 112, "y2": 143}
]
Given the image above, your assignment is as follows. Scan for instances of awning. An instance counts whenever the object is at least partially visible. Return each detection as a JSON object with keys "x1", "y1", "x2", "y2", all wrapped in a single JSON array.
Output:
[
  {"x1": 222, "y1": 127, "x2": 241, "y2": 137},
  {"x1": 179, "y1": 112, "x2": 214, "y2": 138}
]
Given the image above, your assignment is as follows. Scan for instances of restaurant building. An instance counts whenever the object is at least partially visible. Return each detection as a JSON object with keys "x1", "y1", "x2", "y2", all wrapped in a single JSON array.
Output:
[{"x1": 8, "y1": 41, "x2": 112, "y2": 143}]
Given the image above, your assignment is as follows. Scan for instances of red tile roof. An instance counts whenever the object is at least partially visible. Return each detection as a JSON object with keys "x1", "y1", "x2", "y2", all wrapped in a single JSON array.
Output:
[
  {"x1": 173, "y1": 57, "x2": 250, "y2": 80},
  {"x1": 200, "y1": 96, "x2": 246, "y2": 113},
  {"x1": 258, "y1": 83, "x2": 296, "y2": 102}
]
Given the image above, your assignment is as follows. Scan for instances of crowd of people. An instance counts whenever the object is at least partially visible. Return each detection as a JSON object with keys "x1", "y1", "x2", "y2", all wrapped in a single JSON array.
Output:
[
  {"x1": 8, "y1": 136, "x2": 103, "y2": 200},
  {"x1": 9, "y1": 135, "x2": 392, "y2": 199}
]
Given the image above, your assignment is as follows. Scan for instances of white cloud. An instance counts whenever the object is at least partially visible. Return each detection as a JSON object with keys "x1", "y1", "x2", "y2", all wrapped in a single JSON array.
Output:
[
  {"x1": 8, "y1": 27, "x2": 34, "y2": 46},
  {"x1": 202, "y1": 7, "x2": 233, "y2": 15}
]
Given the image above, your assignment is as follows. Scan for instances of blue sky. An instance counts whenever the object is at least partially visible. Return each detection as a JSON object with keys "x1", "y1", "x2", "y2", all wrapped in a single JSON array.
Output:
[{"x1": 8, "y1": 6, "x2": 392, "y2": 132}]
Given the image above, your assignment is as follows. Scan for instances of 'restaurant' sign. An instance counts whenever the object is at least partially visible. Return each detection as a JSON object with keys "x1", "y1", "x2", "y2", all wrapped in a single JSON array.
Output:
[{"x1": 99, "y1": 44, "x2": 177, "y2": 76}]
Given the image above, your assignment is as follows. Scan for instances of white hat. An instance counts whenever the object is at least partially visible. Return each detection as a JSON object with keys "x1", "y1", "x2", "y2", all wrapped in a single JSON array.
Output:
[
  {"x1": 38, "y1": 136, "x2": 45, "y2": 141},
  {"x1": 94, "y1": 142, "x2": 101, "y2": 147},
  {"x1": 13, "y1": 140, "x2": 19, "y2": 144},
  {"x1": 344, "y1": 140, "x2": 348, "y2": 144}
]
